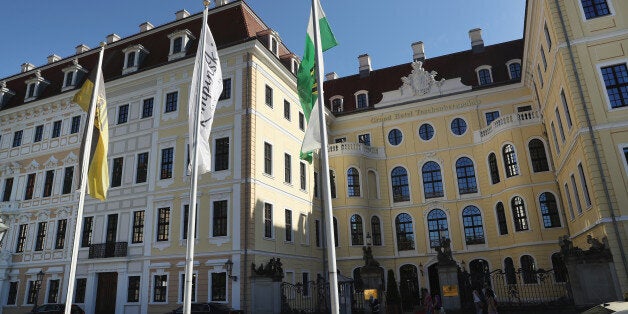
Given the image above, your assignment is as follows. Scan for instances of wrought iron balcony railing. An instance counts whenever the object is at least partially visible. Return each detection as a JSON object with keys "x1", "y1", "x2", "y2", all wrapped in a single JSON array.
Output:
[{"x1": 88, "y1": 242, "x2": 128, "y2": 259}]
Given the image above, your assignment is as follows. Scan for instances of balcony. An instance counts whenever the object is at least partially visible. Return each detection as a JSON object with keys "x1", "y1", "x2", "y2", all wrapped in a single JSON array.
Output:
[
  {"x1": 327, "y1": 142, "x2": 386, "y2": 159},
  {"x1": 88, "y1": 242, "x2": 128, "y2": 259},
  {"x1": 474, "y1": 110, "x2": 541, "y2": 143}
]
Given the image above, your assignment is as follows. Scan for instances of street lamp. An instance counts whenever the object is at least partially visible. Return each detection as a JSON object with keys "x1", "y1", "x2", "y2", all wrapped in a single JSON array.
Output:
[
  {"x1": 0, "y1": 218, "x2": 8, "y2": 247},
  {"x1": 225, "y1": 259, "x2": 237, "y2": 281},
  {"x1": 33, "y1": 270, "x2": 45, "y2": 312}
]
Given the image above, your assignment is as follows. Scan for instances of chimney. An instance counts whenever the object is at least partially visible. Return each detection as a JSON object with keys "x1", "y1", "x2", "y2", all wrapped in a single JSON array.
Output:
[
  {"x1": 47, "y1": 54, "x2": 61, "y2": 64},
  {"x1": 469, "y1": 28, "x2": 484, "y2": 53},
  {"x1": 75, "y1": 44, "x2": 89, "y2": 54},
  {"x1": 216, "y1": 0, "x2": 230, "y2": 6},
  {"x1": 358, "y1": 54, "x2": 371, "y2": 77},
  {"x1": 175, "y1": 9, "x2": 190, "y2": 20},
  {"x1": 325, "y1": 72, "x2": 338, "y2": 81},
  {"x1": 139, "y1": 22, "x2": 154, "y2": 32},
  {"x1": 106, "y1": 33, "x2": 121, "y2": 44},
  {"x1": 21, "y1": 62, "x2": 35, "y2": 73},
  {"x1": 411, "y1": 41, "x2": 425, "y2": 62}
]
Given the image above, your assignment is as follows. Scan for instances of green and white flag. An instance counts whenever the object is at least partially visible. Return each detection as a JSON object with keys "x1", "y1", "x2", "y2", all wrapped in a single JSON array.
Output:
[{"x1": 297, "y1": 0, "x2": 338, "y2": 162}]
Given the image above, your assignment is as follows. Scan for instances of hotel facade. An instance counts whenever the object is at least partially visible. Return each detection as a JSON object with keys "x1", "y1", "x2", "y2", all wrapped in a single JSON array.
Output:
[{"x1": 0, "y1": 0, "x2": 627, "y2": 313}]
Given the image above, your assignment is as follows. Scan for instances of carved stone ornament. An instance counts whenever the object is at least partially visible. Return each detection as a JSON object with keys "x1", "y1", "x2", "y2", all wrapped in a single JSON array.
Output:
[
  {"x1": 44, "y1": 156, "x2": 59, "y2": 169},
  {"x1": 62, "y1": 152, "x2": 78, "y2": 166},
  {"x1": 26, "y1": 160, "x2": 40, "y2": 172},
  {"x1": 400, "y1": 61, "x2": 445, "y2": 97}
]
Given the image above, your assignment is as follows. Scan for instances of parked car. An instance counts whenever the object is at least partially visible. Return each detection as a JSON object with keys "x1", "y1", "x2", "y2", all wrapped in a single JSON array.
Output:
[
  {"x1": 171, "y1": 302, "x2": 242, "y2": 314},
  {"x1": 29, "y1": 303, "x2": 85, "y2": 314},
  {"x1": 581, "y1": 301, "x2": 628, "y2": 314}
]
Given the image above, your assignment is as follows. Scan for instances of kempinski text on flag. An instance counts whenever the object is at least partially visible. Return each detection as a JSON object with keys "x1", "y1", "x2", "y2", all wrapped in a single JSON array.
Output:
[
  {"x1": 297, "y1": 0, "x2": 337, "y2": 161},
  {"x1": 188, "y1": 18, "x2": 223, "y2": 174},
  {"x1": 73, "y1": 69, "x2": 109, "y2": 200}
]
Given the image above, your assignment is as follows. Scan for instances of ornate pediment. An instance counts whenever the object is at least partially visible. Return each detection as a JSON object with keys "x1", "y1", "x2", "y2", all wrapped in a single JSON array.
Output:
[
  {"x1": 25, "y1": 160, "x2": 40, "y2": 172},
  {"x1": 62, "y1": 152, "x2": 78, "y2": 165},
  {"x1": 44, "y1": 156, "x2": 59, "y2": 169},
  {"x1": 400, "y1": 61, "x2": 445, "y2": 97}
]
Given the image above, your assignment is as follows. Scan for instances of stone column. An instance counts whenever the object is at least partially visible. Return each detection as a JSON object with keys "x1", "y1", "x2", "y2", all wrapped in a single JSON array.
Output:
[{"x1": 438, "y1": 263, "x2": 461, "y2": 311}]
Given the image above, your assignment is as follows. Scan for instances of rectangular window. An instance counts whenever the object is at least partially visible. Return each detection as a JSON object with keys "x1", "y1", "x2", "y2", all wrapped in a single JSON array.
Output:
[
  {"x1": 544, "y1": 22, "x2": 552, "y2": 49},
  {"x1": 601, "y1": 64, "x2": 628, "y2": 108},
  {"x1": 300, "y1": 162, "x2": 306, "y2": 190},
  {"x1": 358, "y1": 134, "x2": 371, "y2": 146},
  {"x1": 106, "y1": 214, "x2": 118, "y2": 243},
  {"x1": 284, "y1": 153, "x2": 292, "y2": 183},
  {"x1": 111, "y1": 157, "x2": 124, "y2": 187},
  {"x1": 357, "y1": 93, "x2": 367, "y2": 108},
  {"x1": 540, "y1": 47, "x2": 547, "y2": 71},
  {"x1": 555, "y1": 108, "x2": 566, "y2": 142},
  {"x1": 264, "y1": 203, "x2": 273, "y2": 238},
  {"x1": 153, "y1": 275, "x2": 167, "y2": 302},
  {"x1": 35, "y1": 222, "x2": 46, "y2": 251},
  {"x1": 315, "y1": 220, "x2": 321, "y2": 247},
  {"x1": 12, "y1": 130, "x2": 22, "y2": 147},
  {"x1": 571, "y1": 174, "x2": 583, "y2": 215},
  {"x1": 314, "y1": 172, "x2": 319, "y2": 198},
  {"x1": 65, "y1": 71, "x2": 75, "y2": 87},
  {"x1": 537, "y1": 64, "x2": 544, "y2": 87},
  {"x1": 264, "y1": 142, "x2": 272, "y2": 175},
  {"x1": 34, "y1": 125, "x2": 44, "y2": 142},
  {"x1": 265, "y1": 85, "x2": 273, "y2": 107},
  {"x1": 136, "y1": 152, "x2": 149, "y2": 183},
  {"x1": 179, "y1": 274, "x2": 197, "y2": 302},
  {"x1": 219, "y1": 78, "x2": 232, "y2": 100},
  {"x1": 165, "y1": 91, "x2": 178, "y2": 113},
  {"x1": 24, "y1": 173, "x2": 36, "y2": 200},
  {"x1": 182, "y1": 204, "x2": 197, "y2": 240},
  {"x1": 517, "y1": 105, "x2": 533, "y2": 112},
  {"x1": 157, "y1": 207, "x2": 170, "y2": 241},
  {"x1": 211, "y1": 272, "x2": 227, "y2": 302},
  {"x1": 551, "y1": 122, "x2": 560, "y2": 154},
  {"x1": 62, "y1": 166, "x2": 74, "y2": 194},
  {"x1": 214, "y1": 137, "x2": 229, "y2": 171},
  {"x1": 43, "y1": 169, "x2": 54, "y2": 197},
  {"x1": 127, "y1": 51, "x2": 136, "y2": 68},
  {"x1": 581, "y1": 0, "x2": 610, "y2": 19},
  {"x1": 55, "y1": 219, "x2": 67, "y2": 249},
  {"x1": 140, "y1": 98, "x2": 154, "y2": 118},
  {"x1": 300, "y1": 213, "x2": 308, "y2": 244},
  {"x1": 560, "y1": 90, "x2": 573, "y2": 129},
  {"x1": 47, "y1": 279, "x2": 60, "y2": 303},
  {"x1": 2, "y1": 177, "x2": 13, "y2": 201},
  {"x1": 71, "y1": 116, "x2": 81, "y2": 134},
  {"x1": 302, "y1": 273, "x2": 310, "y2": 296},
  {"x1": 213, "y1": 200, "x2": 228, "y2": 237},
  {"x1": 578, "y1": 163, "x2": 592, "y2": 207},
  {"x1": 565, "y1": 183, "x2": 575, "y2": 219},
  {"x1": 7, "y1": 281, "x2": 18, "y2": 305},
  {"x1": 16, "y1": 224, "x2": 27, "y2": 253},
  {"x1": 27, "y1": 281, "x2": 36, "y2": 304},
  {"x1": 485, "y1": 111, "x2": 500, "y2": 125},
  {"x1": 160, "y1": 147, "x2": 174, "y2": 179},
  {"x1": 118, "y1": 104, "x2": 129, "y2": 124},
  {"x1": 81, "y1": 217, "x2": 93, "y2": 247},
  {"x1": 299, "y1": 112, "x2": 305, "y2": 130},
  {"x1": 127, "y1": 276, "x2": 141, "y2": 302},
  {"x1": 285, "y1": 209, "x2": 292, "y2": 242},
  {"x1": 132, "y1": 210, "x2": 145, "y2": 244},
  {"x1": 284, "y1": 100, "x2": 291, "y2": 120},
  {"x1": 52, "y1": 120, "x2": 62, "y2": 138},
  {"x1": 75, "y1": 278, "x2": 87, "y2": 303}
]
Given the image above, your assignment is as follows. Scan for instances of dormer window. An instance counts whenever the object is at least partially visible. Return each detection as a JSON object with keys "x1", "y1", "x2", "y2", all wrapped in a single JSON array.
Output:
[
  {"x1": 0, "y1": 81, "x2": 15, "y2": 108},
  {"x1": 268, "y1": 32, "x2": 279, "y2": 57},
  {"x1": 291, "y1": 59, "x2": 299, "y2": 75},
  {"x1": 331, "y1": 97, "x2": 343, "y2": 113},
  {"x1": 475, "y1": 66, "x2": 493, "y2": 86},
  {"x1": 61, "y1": 59, "x2": 87, "y2": 91},
  {"x1": 355, "y1": 91, "x2": 368, "y2": 109},
  {"x1": 167, "y1": 30, "x2": 195, "y2": 61},
  {"x1": 24, "y1": 71, "x2": 49, "y2": 102},
  {"x1": 122, "y1": 45, "x2": 149, "y2": 74},
  {"x1": 506, "y1": 59, "x2": 522, "y2": 80}
]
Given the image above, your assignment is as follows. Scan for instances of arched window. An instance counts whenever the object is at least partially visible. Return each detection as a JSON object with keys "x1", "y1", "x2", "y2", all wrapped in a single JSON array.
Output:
[
  {"x1": 350, "y1": 214, "x2": 364, "y2": 245},
  {"x1": 488, "y1": 153, "x2": 500, "y2": 184},
  {"x1": 371, "y1": 216, "x2": 382, "y2": 246},
  {"x1": 496, "y1": 202, "x2": 508, "y2": 235},
  {"x1": 503, "y1": 144, "x2": 519, "y2": 177},
  {"x1": 395, "y1": 213, "x2": 415, "y2": 251},
  {"x1": 509, "y1": 62, "x2": 522, "y2": 79},
  {"x1": 333, "y1": 217, "x2": 339, "y2": 247},
  {"x1": 462, "y1": 206, "x2": 485, "y2": 245},
  {"x1": 478, "y1": 68, "x2": 492, "y2": 85},
  {"x1": 427, "y1": 209, "x2": 448, "y2": 248},
  {"x1": 347, "y1": 167, "x2": 360, "y2": 197},
  {"x1": 456, "y1": 157, "x2": 478, "y2": 194},
  {"x1": 422, "y1": 162, "x2": 444, "y2": 199},
  {"x1": 521, "y1": 255, "x2": 537, "y2": 284},
  {"x1": 504, "y1": 257, "x2": 517, "y2": 285},
  {"x1": 551, "y1": 253, "x2": 568, "y2": 283},
  {"x1": 540, "y1": 192, "x2": 561, "y2": 228},
  {"x1": 512, "y1": 196, "x2": 529, "y2": 231},
  {"x1": 391, "y1": 167, "x2": 410, "y2": 202},
  {"x1": 529, "y1": 139, "x2": 550, "y2": 172}
]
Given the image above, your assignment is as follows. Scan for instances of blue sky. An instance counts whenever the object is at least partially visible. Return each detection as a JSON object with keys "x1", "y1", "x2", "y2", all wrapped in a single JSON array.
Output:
[{"x1": 0, "y1": 0, "x2": 525, "y2": 79}]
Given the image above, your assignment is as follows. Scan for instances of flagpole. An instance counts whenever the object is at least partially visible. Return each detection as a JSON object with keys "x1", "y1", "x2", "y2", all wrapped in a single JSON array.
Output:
[
  {"x1": 310, "y1": 0, "x2": 340, "y2": 313},
  {"x1": 64, "y1": 42, "x2": 106, "y2": 314},
  {"x1": 184, "y1": 2, "x2": 210, "y2": 313}
]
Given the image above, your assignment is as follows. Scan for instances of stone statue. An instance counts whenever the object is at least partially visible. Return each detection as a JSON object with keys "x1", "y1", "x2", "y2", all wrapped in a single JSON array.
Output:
[
  {"x1": 362, "y1": 246, "x2": 380, "y2": 267},
  {"x1": 436, "y1": 237, "x2": 454, "y2": 265},
  {"x1": 587, "y1": 235, "x2": 605, "y2": 251}
]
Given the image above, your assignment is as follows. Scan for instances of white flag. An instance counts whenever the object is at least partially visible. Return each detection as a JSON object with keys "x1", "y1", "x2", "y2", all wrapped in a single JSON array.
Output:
[{"x1": 188, "y1": 19, "x2": 223, "y2": 174}]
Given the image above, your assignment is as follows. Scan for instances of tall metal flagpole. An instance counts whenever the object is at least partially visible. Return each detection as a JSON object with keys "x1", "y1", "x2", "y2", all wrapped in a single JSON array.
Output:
[
  {"x1": 64, "y1": 43, "x2": 106, "y2": 314},
  {"x1": 184, "y1": 2, "x2": 210, "y2": 313},
  {"x1": 310, "y1": 0, "x2": 340, "y2": 312}
]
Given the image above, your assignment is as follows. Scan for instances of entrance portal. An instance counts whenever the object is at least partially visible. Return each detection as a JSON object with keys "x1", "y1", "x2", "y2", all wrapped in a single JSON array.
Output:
[
  {"x1": 427, "y1": 263, "x2": 440, "y2": 296},
  {"x1": 95, "y1": 272, "x2": 117, "y2": 314}
]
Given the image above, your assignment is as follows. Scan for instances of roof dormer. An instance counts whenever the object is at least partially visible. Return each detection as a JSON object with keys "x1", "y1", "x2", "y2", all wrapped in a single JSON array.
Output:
[
  {"x1": 61, "y1": 59, "x2": 87, "y2": 92},
  {"x1": 167, "y1": 29, "x2": 195, "y2": 61},
  {"x1": 290, "y1": 57, "x2": 299, "y2": 76},
  {"x1": 0, "y1": 81, "x2": 15, "y2": 109},
  {"x1": 24, "y1": 70, "x2": 49, "y2": 102},
  {"x1": 268, "y1": 31, "x2": 280, "y2": 57},
  {"x1": 122, "y1": 44, "x2": 149, "y2": 75}
]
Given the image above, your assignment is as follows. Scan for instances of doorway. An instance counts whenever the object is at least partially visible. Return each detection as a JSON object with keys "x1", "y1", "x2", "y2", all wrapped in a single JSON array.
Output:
[
  {"x1": 427, "y1": 263, "x2": 440, "y2": 296},
  {"x1": 95, "y1": 272, "x2": 117, "y2": 314}
]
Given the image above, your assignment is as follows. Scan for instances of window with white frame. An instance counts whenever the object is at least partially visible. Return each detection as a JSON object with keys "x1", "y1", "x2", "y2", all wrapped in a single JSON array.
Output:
[
  {"x1": 153, "y1": 274, "x2": 168, "y2": 302},
  {"x1": 506, "y1": 60, "x2": 522, "y2": 80},
  {"x1": 355, "y1": 92, "x2": 368, "y2": 109},
  {"x1": 476, "y1": 66, "x2": 493, "y2": 85},
  {"x1": 167, "y1": 30, "x2": 195, "y2": 61},
  {"x1": 581, "y1": 0, "x2": 611, "y2": 19},
  {"x1": 331, "y1": 97, "x2": 343, "y2": 113},
  {"x1": 61, "y1": 59, "x2": 86, "y2": 91},
  {"x1": 211, "y1": 272, "x2": 227, "y2": 302},
  {"x1": 601, "y1": 63, "x2": 628, "y2": 109},
  {"x1": 122, "y1": 45, "x2": 149, "y2": 74},
  {"x1": 24, "y1": 71, "x2": 48, "y2": 101}
]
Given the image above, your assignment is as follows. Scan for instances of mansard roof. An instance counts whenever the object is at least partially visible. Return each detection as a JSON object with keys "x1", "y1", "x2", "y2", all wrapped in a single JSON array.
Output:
[
  {"x1": 323, "y1": 39, "x2": 524, "y2": 114},
  {"x1": 0, "y1": 0, "x2": 293, "y2": 112}
]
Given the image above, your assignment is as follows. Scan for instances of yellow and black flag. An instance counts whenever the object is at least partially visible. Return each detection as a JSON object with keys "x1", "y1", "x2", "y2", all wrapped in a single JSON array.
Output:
[{"x1": 73, "y1": 68, "x2": 109, "y2": 200}]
